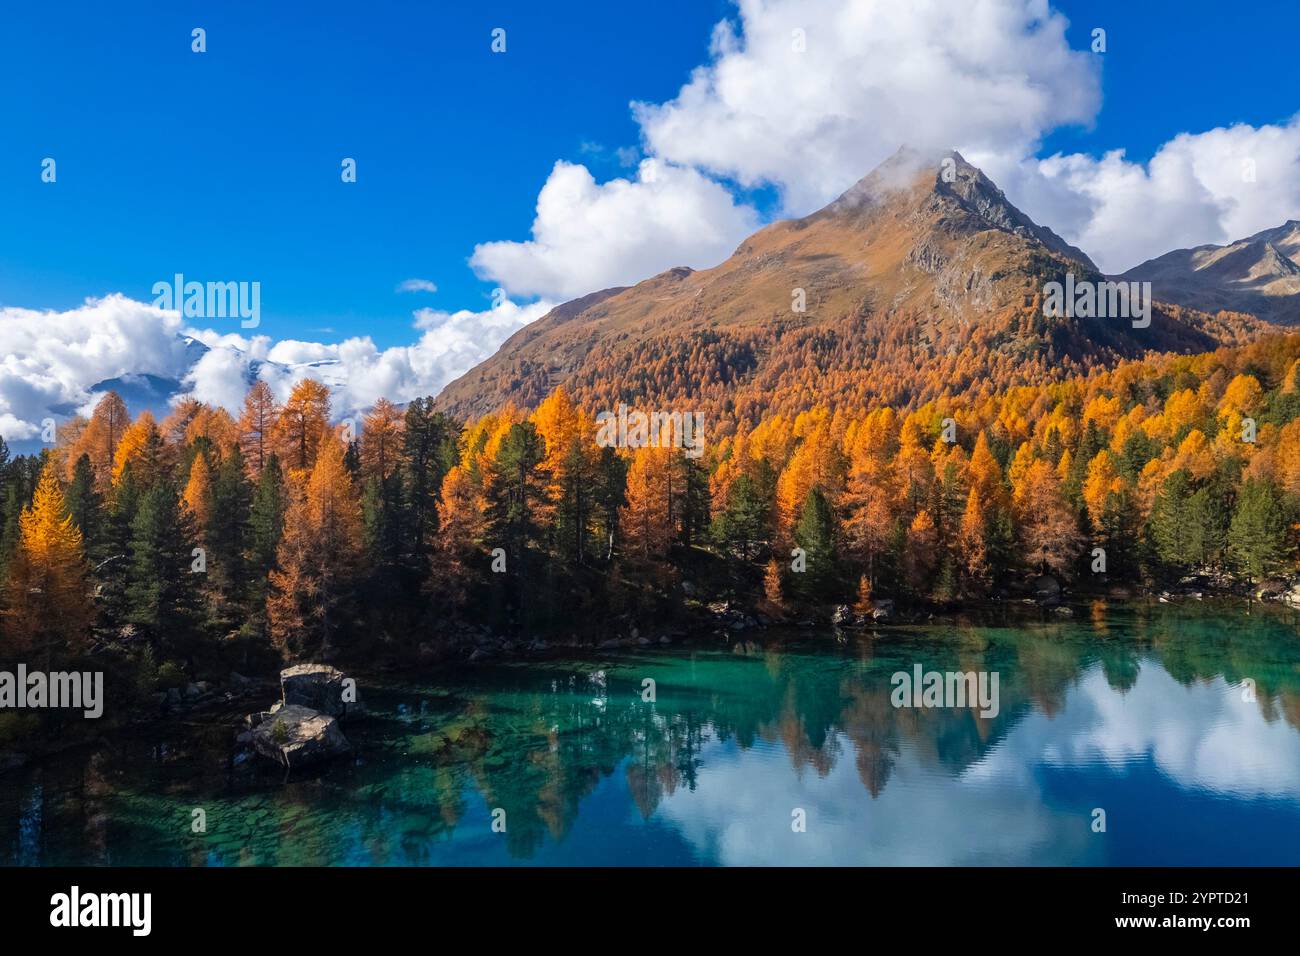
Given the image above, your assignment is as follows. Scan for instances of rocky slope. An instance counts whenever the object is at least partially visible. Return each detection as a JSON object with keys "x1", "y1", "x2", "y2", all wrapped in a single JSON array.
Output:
[
  {"x1": 435, "y1": 149, "x2": 1267, "y2": 429},
  {"x1": 1120, "y1": 221, "x2": 1300, "y2": 325}
]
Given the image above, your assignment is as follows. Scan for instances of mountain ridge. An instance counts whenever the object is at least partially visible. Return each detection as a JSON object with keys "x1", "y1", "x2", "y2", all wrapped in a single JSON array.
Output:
[
  {"x1": 1120, "y1": 220, "x2": 1300, "y2": 325},
  {"x1": 433, "y1": 149, "x2": 1267, "y2": 429}
]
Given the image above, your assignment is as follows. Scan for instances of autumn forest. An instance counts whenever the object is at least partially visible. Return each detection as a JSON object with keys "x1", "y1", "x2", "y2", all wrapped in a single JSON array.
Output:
[{"x1": 2, "y1": 331, "x2": 1300, "y2": 712}]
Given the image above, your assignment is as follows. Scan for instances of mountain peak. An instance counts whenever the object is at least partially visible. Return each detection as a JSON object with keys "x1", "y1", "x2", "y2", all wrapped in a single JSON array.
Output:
[
  {"x1": 1244, "y1": 220, "x2": 1300, "y2": 259},
  {"x1": 817, "y1": 146, "x2": 1096, "y2": 270},
  {"x1": 431, "y1": 146, "x2": 1256, "y2": 424}
]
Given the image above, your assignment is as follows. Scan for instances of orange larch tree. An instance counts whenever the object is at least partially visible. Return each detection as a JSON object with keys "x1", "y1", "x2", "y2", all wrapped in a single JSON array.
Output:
[
  {"x1": 267, "y1": 426, "x2": 362, "y2": 657},
  {"x1": 2, "y1": 463, "x2": 92, "y2": 656},
  {"x1": 272, "y1": 378, "x2": 331, "y2": 476},
  {"x1": 238, "y1": 381, "x2": 280, "y2": 478},
  {"x1": 64, "y1": 391, "x2": 130, "y2": 488}
]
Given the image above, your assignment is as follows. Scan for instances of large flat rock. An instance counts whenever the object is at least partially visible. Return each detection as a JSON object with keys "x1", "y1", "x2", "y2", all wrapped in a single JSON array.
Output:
[{"x1": 251, "y1": 704, "x2": 351, "y2": 769}]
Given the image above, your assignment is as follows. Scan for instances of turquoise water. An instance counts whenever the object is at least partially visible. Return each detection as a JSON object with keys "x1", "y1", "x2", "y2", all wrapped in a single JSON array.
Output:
[{"x1": 3, "y1": 602, "x2": 1300, "y2": 866}]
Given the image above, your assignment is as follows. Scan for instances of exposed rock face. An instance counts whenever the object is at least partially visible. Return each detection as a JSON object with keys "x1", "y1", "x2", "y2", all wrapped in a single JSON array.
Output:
[
  {"x1": 280, "y1": 664, "x2": 363, "y2": 718},
  {"x1": 251, "y1": 704, "x2": 351, "y2": 769}
]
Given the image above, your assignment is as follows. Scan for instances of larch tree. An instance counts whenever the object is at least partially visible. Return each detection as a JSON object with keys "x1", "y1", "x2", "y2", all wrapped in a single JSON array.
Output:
[
  {"x1": 957, "y1": 487, "x2": 990, "y2": 592},
  {"x1": 267, "y1": 426, "x2": 362, "y2": 658},
  {"x1": 238, "y1": 381, "x2": 280, "y2": 479},
  {"x1": 620, "y1": 447, "x2": 672, "y2": 562},
  {"x1": 185, "y1": 406, "x2": 240, "y2": 452},
  {"x1": 903, "y1": 508, "x2": 938, "y2": 594},
  {"x1": 1082, "y1": 449, "x2": 1122, "y2": 532},
  {"x1": 430, "y1": 463, "x2": 486, "y2": 606},
  {"x1": 112, "y1": 412, "x2": 167, "y2": 489},
  {"x1": 2, "y1": 463, "x2": 92, "y2": 657},
  {"x1": 65, "y1": 391, "x2": 129, "y2": 489},
  {"x1": 763, "y1": 557, "x2": 786, "y2": 612},
  {"x1": 360, "y1": 398, "x2": 404, "y2": 483},
  {"x1": 182, "y1": 453, "x2": 214, "y2": 544},
  {"x1": 843, "y1": 462, "x2": 894, "y2": 587},
  {"x1": 1012, "y1": 459, "x2": 1081, "y2": 576},
  {"x1": 273, "y1": 378, "x2": 331, "y2": 476}
]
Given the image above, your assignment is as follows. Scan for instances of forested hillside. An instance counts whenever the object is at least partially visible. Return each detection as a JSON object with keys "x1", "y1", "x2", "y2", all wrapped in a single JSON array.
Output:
[
  {"x1": 434, "y1": 151, "x2": 1268, "y2": 428},
  {"x1": 2, "y1": 334, "x2": 1298, "y2": 695}
]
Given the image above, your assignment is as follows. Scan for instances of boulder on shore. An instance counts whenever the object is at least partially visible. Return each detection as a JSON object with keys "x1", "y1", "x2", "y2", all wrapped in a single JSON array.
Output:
[
  {"x1": 1032, "y1": 575, "x2": 1061, "y2": 606},
  {"x1": 251, "y1": 704, "x2": 351, "y2": 769},
  {"x1": 280, "y1": 663, "x2": 363, "y2": 717}
]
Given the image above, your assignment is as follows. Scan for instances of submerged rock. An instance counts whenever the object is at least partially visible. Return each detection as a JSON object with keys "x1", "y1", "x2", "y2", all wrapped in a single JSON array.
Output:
[{"x1": 251, "y1": 704, "x2": 351, "y2": 769}]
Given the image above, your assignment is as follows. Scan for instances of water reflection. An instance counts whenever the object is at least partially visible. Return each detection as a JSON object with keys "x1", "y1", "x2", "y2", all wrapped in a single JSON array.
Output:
[{"x1": 3, "y1": 603, "x2": 1299, "y2": 865}]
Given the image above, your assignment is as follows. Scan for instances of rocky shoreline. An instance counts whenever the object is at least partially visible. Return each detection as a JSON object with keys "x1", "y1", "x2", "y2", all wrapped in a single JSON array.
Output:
[
  {"x1": 2, "y1": 580, "x2": 1296, "y2": 778},
  {"x1": 425, "y1": 572, "x2": 1300, "y2": 665}
]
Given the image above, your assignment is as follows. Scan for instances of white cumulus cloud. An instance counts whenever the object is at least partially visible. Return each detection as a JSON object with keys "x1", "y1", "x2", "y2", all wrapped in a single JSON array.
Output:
[
  {"x1": 0, "y1": 295, "x2": 191, "y2": 440},
  {"x1": 994, "y1": 117, "x2": 1300, "y2": 273},
  {"x1": 635, "y1": 0, "x2": 1100, "y2": 214},
  {"x1": 470, "y1": 159, "x2": 760, "y2": 300},
  {"x1": 476, "y1": 0, "x2": 1300, "y2": 293},
  {"x1": 0, "y1": 295, "x2": 555, "y2": 446}
]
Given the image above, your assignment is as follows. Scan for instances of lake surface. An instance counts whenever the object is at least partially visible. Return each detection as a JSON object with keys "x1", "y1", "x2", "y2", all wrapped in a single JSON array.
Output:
[{"x1": 4, "y1": 602, "x2": 1300, "y2": 866}]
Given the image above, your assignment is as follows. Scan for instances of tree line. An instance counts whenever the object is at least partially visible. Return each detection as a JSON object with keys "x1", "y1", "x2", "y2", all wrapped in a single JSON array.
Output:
[{"x1": 2, "y1": 335, "x2": 1299, "y2": 686}]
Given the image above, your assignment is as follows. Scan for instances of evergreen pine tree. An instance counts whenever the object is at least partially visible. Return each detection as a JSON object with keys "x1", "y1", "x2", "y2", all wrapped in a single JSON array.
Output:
[
  {"x1": 1227, "y1": 477, "x2": 1287, "y2": 582},
  {"x1": 711, "y1": 472, "x2": 769, "y2": 561},
  {"x1": 792, "y1": 487, "x2": 838, "y2": 602},
  {"x1": 484, "y1": 422, "x2": 548, "y2": 628},
  {"x1": 65, "y1": 453, "x2": 103, "y2": 554},
  {"x1": 126, "y1": 482, "x2": 203, "y2": 668},
  {"x1": 207, "y1": 446, "x2": 254, "y2": 634}
]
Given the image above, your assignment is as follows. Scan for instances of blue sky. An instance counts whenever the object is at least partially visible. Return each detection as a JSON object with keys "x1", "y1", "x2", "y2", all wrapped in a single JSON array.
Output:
[
  {"x1": 0, "y1": 0, "x2": 728, "y2": 345},
  {"x1": 1045, "y1": 0, "x2": 1300, "y2": 160},
  {"x1": 2, "y1": 0, "x2": 1299, "y2": 441},
  {"x1": 2, "y1": 0, "x2": 1298, "y2": 346}
]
